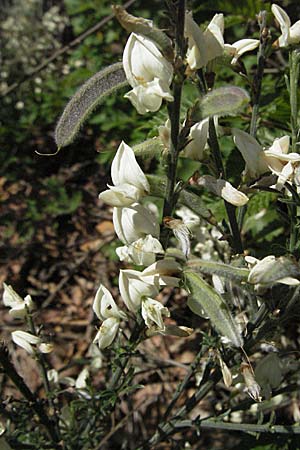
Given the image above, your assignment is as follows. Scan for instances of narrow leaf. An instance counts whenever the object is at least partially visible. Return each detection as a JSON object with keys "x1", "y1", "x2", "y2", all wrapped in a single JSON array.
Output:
[
  {"x1": 187, "y1": 259, "x2": 249, "y2": 281},
  {"x1": 55, "y1": 62, "x2": 128, "y2": 148},
  {"x1": 185, "y1": 271, "x2": 243, "y2": 347},
  {"x1": 133, "y1": 137, "x2": 164, "y2": 159},
  {"x1": 201, "y1": 86, "x2": 250, "y2": 118}
]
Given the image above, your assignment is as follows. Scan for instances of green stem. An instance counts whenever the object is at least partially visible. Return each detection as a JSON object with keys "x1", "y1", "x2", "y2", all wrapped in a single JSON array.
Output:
[
  {"x1": 208, "y1": 117, "x2": 243, "y2": 253},
  {"x1": 289, "y1": 50, "x2": 300, "y2": 152},
  {"x1": 162, "y1": 0, "x2": 186, "y2": 220},
  {"x1": 249, "y1": 10, "x2": 268, "y2": 138}
]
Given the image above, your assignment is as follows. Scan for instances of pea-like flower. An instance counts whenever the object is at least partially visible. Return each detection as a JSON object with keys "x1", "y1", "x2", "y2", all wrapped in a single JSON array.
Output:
[
  {"x1": 92, "y1": 285, "x2": 127, "y2": 349},
  {"x1": 272, "y1": 3, "x2": 300, "y2": 47},
  {"x1": 12, "y1": 330, "x2": 53, "y2": 355},
  {"x1": 119, "y1": 269, "x2": 159, "y2": 313},
  {"x1": 123, "y1": 33, "x2": 174, "y2": 114},
  {"x1": 233, "y1": 129, "x2": 300, "y2": 188},
  {"x1": 99, "y1": 141, "x2": 149, "y2": 207},
  {"x1": 141, "y1": 297, "x2": 170, "y2": 331},
  {"x1": 3, "y1": 283, "x2": 35, "y2": 319}
]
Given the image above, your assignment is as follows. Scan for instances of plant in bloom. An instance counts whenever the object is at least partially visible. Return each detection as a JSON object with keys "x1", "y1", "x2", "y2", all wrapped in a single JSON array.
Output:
[
  {"x1": 233, "y1": 129, "x2": 300, "y2": 188},
  {"x1": 3, "y1": 283, "x2": 35, "y2": 318},
  {"x1": 93, "y1": 284, "x2": 127, "y2": 349},
  {"x1": 99, "y1": 141, "x2": 149, "y2": 207},
  {"x1": 123, "y1": 32, "x2": 174, "y2": 114},
  {"x1": 272, "y1": 3, "x2": 300, "y2": 47},
  {"x1": 11, "y1": 330, "x2": 53, "y2": 355}
]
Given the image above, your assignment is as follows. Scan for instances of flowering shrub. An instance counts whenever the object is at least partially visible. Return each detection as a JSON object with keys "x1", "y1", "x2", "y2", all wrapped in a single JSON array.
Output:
[{"x1": 2, "y1": 2, "x2": 300, "y2": 449}]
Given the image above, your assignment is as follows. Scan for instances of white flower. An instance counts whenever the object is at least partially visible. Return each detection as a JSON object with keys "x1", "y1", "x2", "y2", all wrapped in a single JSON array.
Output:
[
  {"x1": 93, "y1": 317, "x2": 120, "y2": 349},
  {"x1": 140, "y1": 259, "x2": 181, "y2": 287},
  {"x1": 92, "y1": 285, "x2": 126, "y2": 350},
  {"x1": 116, "y1": 234, "x2": 163, "y2": 266},
  {"x1": 198, "y1": 175, "x2": 249, "y2": 206},
  {"x1": 203, "y1": 13, "x2": 224, "y2": 61},
  {"x1": 232, "y1": 128, "x2": 270, "y2": 179},
  {"x1": 224, "y1": 39, "x2": 259, "y2": 64},
  {"x1": 233, "y1": 129, "x2": 300, "y2": 187},
  {"x1": 113, "y1": 203, "x2": 160, "y2": 245},
  {"x1": 184, "y1": 12, "x2": 224, "y2": 70},
  {"x1": 11, "y1": 330, "x2": 52, "y2": 355},
  {"x1": 183, "y1": 118, "x2": 209, "y2": 160},
  {"x1": 184, "y1": 11, "x2": 208, "y2": 70},
  {"x1": 99, "y1": 141, "x2": 149, "y2": 207},
  {"x1": 3, "y1": 283, "x2": 35, "y2": 319},
  {"x1": 75, "y1": 368, "x2": 89, "y2": 389},
  {"x1": 141, "y1": 297, "x2": 170, "y2": 331},
  {"x1": 123, "y1": 33, "x2": 174, "y2": 114},
  {"x1": 246, "y1": 255, "x2": 300, "y2": 287},
  {"x1": 93, "y1": 285, "x2": 127, "y2": 321},
  {"x1": 119, "y1": 269, "x2": 159, "y2": 313},
  {"x1": 272, "y1": 4, "x2": 300, "y2": 47}
]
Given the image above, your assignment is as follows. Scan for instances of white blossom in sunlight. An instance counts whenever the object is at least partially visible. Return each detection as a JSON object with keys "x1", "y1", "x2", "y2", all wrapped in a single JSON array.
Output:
[
  {"x1": 3, "y1": 283, "x2": 35, "y2": 319},
  {"x1": 119, "y1": 269, "x2": 159, "y2": 313},
  {"x1": 272, "y1": 4, "x2": 300, "y2": 47},
  {"x1": 246, "y1": 255, "x2": 300, "y2": 287},
  {"x1": 141, "y1": 297, "x2": 170, "y2": 331},
  {"x1": 123, "y1": 33, "x2": 174, "y2": 114},
  {"x1": 99, "y1": 141, "x2": 149, "y2": 207},
  {"x1": 116, "y1": 234, "x2": 163, "y2": 266},
  {"x1": 113, "y1": 203, "x2": 160, "y2": 245},
  {"x1": 92, "y1": 285, "x2": 126, "y2": 349},
  {"x1": 140, "y1": 259, "x2": 181, "y2": 287}
]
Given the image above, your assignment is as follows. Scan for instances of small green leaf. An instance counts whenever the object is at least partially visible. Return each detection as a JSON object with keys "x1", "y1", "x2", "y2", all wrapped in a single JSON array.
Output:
[
  {"x1": 133, "y1": 137, "x2": 164, "y2": 159},
  {"x1": 55, "y1": 62, "x2": 128, "y2": 148},
  {"x1": 185, "y1": 271, "x2": 243, "y2": 347},
  {"x1": 187, "y1": 259, "x2": 249, "y2": 281},
  {"x1": 201, "y1": 86, "x2": 250, "y2": 118}
]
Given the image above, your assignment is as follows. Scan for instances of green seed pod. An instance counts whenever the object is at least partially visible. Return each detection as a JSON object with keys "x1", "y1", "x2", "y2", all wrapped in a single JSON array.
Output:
[{"x1": 55, "y1": 63, "x2": 128, "y2": 148}]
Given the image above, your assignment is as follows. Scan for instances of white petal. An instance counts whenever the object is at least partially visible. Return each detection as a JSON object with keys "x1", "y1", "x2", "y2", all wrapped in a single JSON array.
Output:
[
  {"x1": 267, "y1": 135, "x2": 290, "y2": 155},
  {"x1": 124, "y1": 78, "x2": 173, "y2": 114},
  {"x1": 12, "y1": 330, "x2": 40, "y2": 354},
  {"x1": 183, "y1": 118, "x2": 209, "y2": 160},
  {"x1": 184, "y1": 12, "x2": 207, "y2": 69},
  {"x1": 93, "y1": 285, "x2": 127, "y2": 321},
  {"x1": 204, "y1": 14, "x2": 224, "y2": 61},
  {"x1": 123, "y1": 33, "x2": 173, "y2": 87},
  {"x1": 75, "y1": 368, "x2": 89, "y2": 389},
  {"x1": 218, "y1": 180, "x2": 249, "y2": 206},
  {"x1": 289, "y1": 20, "x2": 300, "y2": 44},
  {"x1": 119, "y1": 269, "x2": 159, "y2": 313},
  {"x1": 99, "y1": 184, "x2": 141, "y2": 207},
  {"x1": 141, "y1": 258, "x2": 181, "y2": 287},
  {"x1": 129, "y1": 235, "x2": 163, "y2": 266},
  {"x1": 113, "y1": 204, "x2": 160, "y2": 244},
  {"x1": 141, "y1": 297, "x2": 170, "y2": 330},
  {"x1": 230, "y1": 39, "x2": 259, "y2": 63},
  {"x1": 93, "y1": 317, "x2": 120, "y2": 349},
  {"x1": 38, "y1": 343, "x2": 54, "y2": 353},
  {"x1": 111, "y1": 141, "x2": 149, "y2": 192},
  {"x1": 232, "y1": 128, "x2": 269, "y2": 178},
  {"x1": 272, "y1": 4, "x2": 290, "y2": 47}
]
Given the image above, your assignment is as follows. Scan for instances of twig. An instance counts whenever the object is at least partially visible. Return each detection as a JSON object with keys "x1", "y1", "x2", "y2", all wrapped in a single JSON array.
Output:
[
  {"x1": 0, "y1": 0, "x2": 137, "y2": 98},
  {"x1": 249, "y1": 10, "x2": 269, "y2": 138},
  {"x1": 0, "y1": 343, "x2": 62, "y2": 448}
]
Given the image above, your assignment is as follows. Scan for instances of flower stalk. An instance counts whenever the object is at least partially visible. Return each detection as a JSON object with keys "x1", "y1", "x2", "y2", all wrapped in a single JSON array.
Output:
[{"x1": 289, "y1": 49, "x2": 300, "y2": 152}]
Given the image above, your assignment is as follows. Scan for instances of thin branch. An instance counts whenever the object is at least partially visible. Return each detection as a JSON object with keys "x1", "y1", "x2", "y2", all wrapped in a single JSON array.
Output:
[{"x1": 0, "y1": 0, "x2": 137, "y2": 98}]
